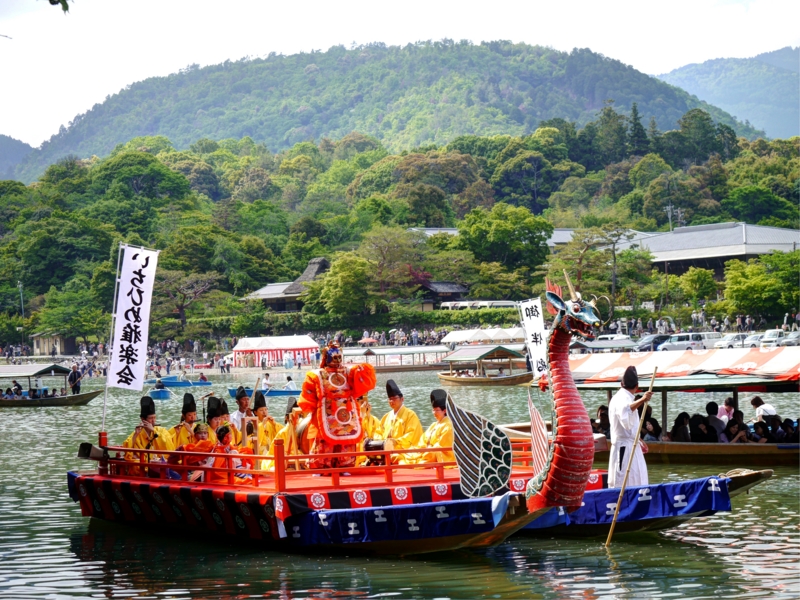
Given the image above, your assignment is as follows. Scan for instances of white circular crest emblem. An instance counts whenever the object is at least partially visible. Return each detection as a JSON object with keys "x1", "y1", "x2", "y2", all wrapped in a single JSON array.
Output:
[
  {"x1": 215, "y1": 498, "x2": 225, "y2": 512},
  {"x1": 353, "y1": 490, "x2": 368, "y2": 505},
  {"x1": 239, "y1": 504, "x2": 251, "y2": 517},
  {"x1": 259, "y1": 518, "x2": 270, "y2": 532},
  {"x1": 151, "y1": 505, "x2": 161, "y2": 517},
  {"x1": 112, "y1": 502, "x2": 120, "y2": 514},
  {"x1": 310, "y1": 493, "x2": 326, "y2": 508},
  {"x1": 266, "y1": 503, "x2": 276, "y2": 518},
  {"x1": 152, "y1": 492, "x2": 163, "y2": 504},
  {"x1": 212, "y1": 512, "x2": 223, "y2": 525},
  {"x1": 194, "y1": 497, "x2": 204, "y2": 510},
  {"x1": 79, "y1": 484, "x2": 87, "y2": 497},
  {"x1": 434, "y1": 484, "x2": 448, "y2": 496},
  {"x1": 131, "y1": 503, "x2": 141, "y2": 515},
  {"x1": 133, "y1": 492, "x2": 144, "y2": 503},
  {"x1": 588, "y1": 474, "x2": 599, "y2": 484},
  {"x1": 512, "y1": 479, "x2": 525, "y2": 491},
  {"x1": 96, "y1": 488, "x2": 106, "y2": 500},
  {"x1": 235, "y1": 515, "x2": 245, "y2": 529},
  {"x1": 93, "y1": 500, "x2": 101, "y2": 512},
  {"x1": 115, "y1": 489, "x2": 124, "y2": 502},
  {"x1": 394, "y1": 487, "x2": 408, "y2": 500},
  {"x1": 173, "y1": 506, "x2": 182, "y2": 518},
  {"x1": 173, "y1": 494, "x2": 184, "y2": 506}
]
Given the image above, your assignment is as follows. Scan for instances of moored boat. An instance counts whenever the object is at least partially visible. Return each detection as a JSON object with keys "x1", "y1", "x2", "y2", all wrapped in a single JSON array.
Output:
[
  {"x1": 438, "y1": 345, "x2": 533, "y2": 386},
  {"x1": 1, "y1": 389, "x2": 102, "y2": 408},
  {"x1": 0, "y1": 363, "x2": 102, "y2": 408},
  {"x1": 227, "y1": 387, "x2": 297, "y2": 398},
  {"x1": 148, "y1": 388, "x2": 172, "y2": 400}
]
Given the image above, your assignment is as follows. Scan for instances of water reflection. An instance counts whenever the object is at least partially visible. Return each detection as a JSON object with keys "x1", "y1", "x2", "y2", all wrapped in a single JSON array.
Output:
[{"x1": 0, "y1": 370, "x2": 797, "y2": 598}]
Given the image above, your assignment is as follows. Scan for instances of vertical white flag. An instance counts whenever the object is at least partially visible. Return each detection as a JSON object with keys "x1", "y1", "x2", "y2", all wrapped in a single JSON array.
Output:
[
  {"x1": 109, "y1": 245, "x2": 159, "y2": 391},
  {"x1": 519, "y1": 298, "x2": 548, "y2": 378}
]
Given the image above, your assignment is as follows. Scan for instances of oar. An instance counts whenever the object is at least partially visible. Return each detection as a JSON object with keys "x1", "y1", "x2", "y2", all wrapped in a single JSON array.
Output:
[{"x1": 605, "y1": 366, "x2": 658, "y2": 548}]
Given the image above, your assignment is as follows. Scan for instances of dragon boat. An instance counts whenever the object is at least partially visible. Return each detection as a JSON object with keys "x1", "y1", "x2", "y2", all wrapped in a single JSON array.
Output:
[
  {"x1": 67, "y1": 274, "x2": 605, "y2": 554},
  {"x1": 521, "y1": 467, "x2": 773, "y2": 537}
]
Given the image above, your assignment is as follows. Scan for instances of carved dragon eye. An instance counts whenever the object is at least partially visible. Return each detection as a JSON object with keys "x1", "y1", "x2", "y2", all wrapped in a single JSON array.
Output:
[{"x1": 572, "y1": 304, "x2": 581, "y2": 314}]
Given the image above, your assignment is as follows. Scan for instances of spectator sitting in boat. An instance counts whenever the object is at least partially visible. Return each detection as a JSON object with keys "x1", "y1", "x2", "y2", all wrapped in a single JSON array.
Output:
[
  {"x1": 11, "y1": 380, "x2": 22, "y2": 395},
  {"x1": 283, "y1": 376, "x2": 297, "y2": 391},
  {"x1": 668, "y1": 412, "x2": 691, "y2": 442},
  {"x1": 706, "y1": 402, "x2": 726, "y2": 437},
  {"x1": 717, "y1": 397, "x2": 735, "y2": 422},
  {"x1": 767, "y1": 415, "x2": 787, "y2": 441},
  {"x1": 261, "y1": 373, "x2": 272, "y2": 391},
  {"x1": 751, "y1": 421, "x2": 776, "y2": 444},
  {"x1": 750, "y1": 396, "x2": 777, "y2": 422},
  {"x1": 719, "y1": 420, "x2": 748, "y2": 443},
  {"x1": 593, "y1": 406, "x2": 610, "y2": 439},
  {"x1": 642, "y1": 417, "x2": 662, "y2": 441},
  {"x1": 60, "y1": 387, "x2": 67, "y2": 396},
  {"x1": 197, "y1": 372, "x2": 208, "y2": 382},
  {"x1": 497, "y1": 367, "x2": 506, "y2": 377},
  {"x1": 403, "y1": 389, "x2": 454, "y2": 466},
  {"x1": 2, "y1": 388, "x2": 13, "y2": 399},
  {"x1": 781, "y1": 419, "x2": 799, "y2": 443},
  {"x1": 689, "y1": 414, "x2": 718, "y2": 443},
  {"x1": 154, "y1": 378, "x2": 165, "y2": 390}
]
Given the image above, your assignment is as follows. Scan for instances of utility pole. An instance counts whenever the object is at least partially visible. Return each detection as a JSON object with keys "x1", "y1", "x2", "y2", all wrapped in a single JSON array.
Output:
[
  {"x1": 17, "y1": 281, "x2": 24, "y2": 318},
  {"x1": 663, "y1": 204, "x2": 674, "y2": 232},
  {"x1": 674, "y1": 207, "x2": 686, "y2": 228}
]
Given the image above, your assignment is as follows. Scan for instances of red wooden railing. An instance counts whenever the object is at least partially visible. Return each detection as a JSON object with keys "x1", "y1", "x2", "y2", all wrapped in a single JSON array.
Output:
[{"x1": 96, "y1": 439, "x2": 536, "y2": 494}]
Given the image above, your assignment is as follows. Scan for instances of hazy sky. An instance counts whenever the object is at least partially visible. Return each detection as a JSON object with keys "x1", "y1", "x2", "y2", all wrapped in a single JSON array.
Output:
[{"x1": 1, "y1": 0, "x2": 798, "y2": 147}]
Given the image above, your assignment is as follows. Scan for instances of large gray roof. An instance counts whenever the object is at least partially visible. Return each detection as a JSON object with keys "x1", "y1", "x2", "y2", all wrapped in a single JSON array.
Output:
[
  {"x1": 631, "y1": 222, "x2": 799, "y2": 262},
  {"x1": 244, "y1": 282, "x2": 292, "y2": 301}
]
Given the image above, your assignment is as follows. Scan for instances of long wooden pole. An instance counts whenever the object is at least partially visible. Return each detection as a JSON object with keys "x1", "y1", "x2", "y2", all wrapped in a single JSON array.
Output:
[{"x1": 605, "y1": 366, "x2": 658, "y2": 547}]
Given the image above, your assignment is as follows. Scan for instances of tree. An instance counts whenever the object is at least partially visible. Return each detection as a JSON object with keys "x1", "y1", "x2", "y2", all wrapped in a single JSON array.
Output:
[
  {"x1": 36, "y1": 280, "x2": 109, "y2": 343},
  {"x1": 357, "y1": 226, "x2": 423, "y2": 297},
  {"x1": 537, "y1": 228, "x2": 607, "y2": 298},
  {"x1": 595, "y1": 103, "x2": 628, "y2": 166},
  {"x1": 490, "y1": 151, "x2": 554, "y2": 214},
  {"x1": 280, "y1": 233, "x2": 326, "y2": 277},
  {"x1": 724, "y1": 259, "x2": 786, "y2": 319},
  {"x1": 627, "y1": 103, "x2": 650, "y2": 156},
  {"x1": 458, "y1": 203, "x2": 553, "y2": 272},
  {"x1": 395, "y1": 183, "x2": 449, "y2": 227},
  {"x1": 678, "y1": 267, "x2": 718, "y2": 302},
  {"x1": 92, "y1": 152, "x2": 190, "y2": 202},
  {"x1": 678, "y1": 109, "x2": 720, "y2": 165},
  {"x1": 468, "y1": 262, "x2": 530, "y2": 300},
  {"x1": 154, "y1": 270, "x2": 221, "y2": 327},
  {"x1": 721, "y1": 186, "x2": 799, "y2": 227},
  {"x1": 599, "y1": 223, "x2": 635, "y2": 316},
  {"x1": 314, "y1": 253, "x2": 375, "y2": 315},
  {"x1": 629, "y1": 153, "x2": 671, "y2": 190}
]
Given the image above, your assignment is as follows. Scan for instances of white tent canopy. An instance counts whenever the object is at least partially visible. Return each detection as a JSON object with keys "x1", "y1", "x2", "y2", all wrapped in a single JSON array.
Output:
[
  {"x1": 233, "y1": 335, "x2": 319, "y2": 367},
  {"x1": 441, "y1": 329, "x2": 493, "y2": 344},
  {"x1": 485, "y1": 328, "x2": 513, "y2": 341}
]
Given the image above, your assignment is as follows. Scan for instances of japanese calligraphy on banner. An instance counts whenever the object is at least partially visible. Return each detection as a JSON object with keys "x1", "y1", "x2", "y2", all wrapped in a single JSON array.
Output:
[
  {"x1": 519, "y1": 298, "x2": 548, "y2": 378},
  {"x1": 109, "y1": 246, "x2": 159, "y2": 391}
]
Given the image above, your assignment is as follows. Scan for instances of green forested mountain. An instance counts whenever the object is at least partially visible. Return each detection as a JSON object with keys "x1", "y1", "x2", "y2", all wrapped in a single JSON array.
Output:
[
  {"x1": 658, "y1": 47, "x2": 799, "y2": 139},
  {"x1": 0, "y1": 135, "x2": 33, "y2": 180},
  {"x1": 13, "y1": 41, "x2": 763, "y2": 183}
]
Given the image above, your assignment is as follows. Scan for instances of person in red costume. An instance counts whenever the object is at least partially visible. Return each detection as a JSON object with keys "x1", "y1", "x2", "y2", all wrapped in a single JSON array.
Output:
[{"x1": 298, "y1": 341, "x2": 376, "y2": 470}]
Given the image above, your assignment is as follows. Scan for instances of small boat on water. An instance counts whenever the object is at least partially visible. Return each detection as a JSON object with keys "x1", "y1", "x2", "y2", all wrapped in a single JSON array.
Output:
[
  {"x1": 145, "y1": 377, "x2": 212, "y2": 388},
  {"x1": 438, "y1": 345, "x2": 533, "y2": 386},
  {"x1": 0, "y1": 363, "x2": 102, "y2": 408},
  {"x1": 227, "y1": 387, "x2": 297, "y2": 398},
  {"x1": 521, "y1": 468, "x2": 773, "y2": 537},
  {"x1": 147, "y1": 389, "x2": 172, "y2": 400}
]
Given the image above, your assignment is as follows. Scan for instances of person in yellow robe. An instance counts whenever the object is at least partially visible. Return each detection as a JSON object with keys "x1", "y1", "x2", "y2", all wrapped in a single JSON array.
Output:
[
  {"x1": 265, "y1": 397, "x2": 305, "y2": 471},
  {"x1": 171, "y1": 393, "x2": 198, "y2": 448},
  {"x1": 403, "y1": 389, "x2": 455, "y2": 466},
  {"x1": 379, "y1": 380, "x2": 422, "y2": 462},
  {"x1": 254, "y1": 390, "x2": 280, "y2": 450},
  {"x1": 356, "y1": 394, "x2": 382, "y2": 466},
  {"x1": 122, "y1": 396, "x2": 175, "y2": 472}
]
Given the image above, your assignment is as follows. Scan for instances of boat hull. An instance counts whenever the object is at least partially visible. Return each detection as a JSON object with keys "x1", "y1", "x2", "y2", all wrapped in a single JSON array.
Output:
[
  {"x1": 149, "y1": 389, "x2": 171, "y2": 400},
  {"x1": 437, "y1": 372, "x2": 533, "y2": 386},
  {"x1": 0, "y1": 389, "x2": 101, "y2": 408},
  {"x1": 67, "y1": 471, "x2": 537, "y2": 555},
  {"x1": 520, "y1": 470, "x2": 772, "y2": 538}
]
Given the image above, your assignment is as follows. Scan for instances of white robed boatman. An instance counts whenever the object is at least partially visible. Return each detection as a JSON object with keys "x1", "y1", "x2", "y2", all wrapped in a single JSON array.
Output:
[{"x1": 608, "y1": 365, "x2": 652, "y2": 487}]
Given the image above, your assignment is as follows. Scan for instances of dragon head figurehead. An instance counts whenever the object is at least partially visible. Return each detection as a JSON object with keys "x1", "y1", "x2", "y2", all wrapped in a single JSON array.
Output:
[{"x1": 545, "y1": 270, "x2": 603, "y2": 341}]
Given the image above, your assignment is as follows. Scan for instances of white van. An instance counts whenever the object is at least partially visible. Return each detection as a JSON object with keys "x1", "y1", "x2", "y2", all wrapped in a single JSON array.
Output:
[
  {"x1": 760, "y1": 329, "x2": 785, "y2": 348},
  {"x1": 660, "y1": 331, "x2": 722, "y2": 351}
]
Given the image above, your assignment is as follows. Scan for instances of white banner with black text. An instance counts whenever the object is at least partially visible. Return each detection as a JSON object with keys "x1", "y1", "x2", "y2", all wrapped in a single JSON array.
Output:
[
  {"x1": 109, "y1": 245, "x2": 159, "y2": 391},
  {"x1": 519, "y1": 298, "x2": 548, "y2": 379}
]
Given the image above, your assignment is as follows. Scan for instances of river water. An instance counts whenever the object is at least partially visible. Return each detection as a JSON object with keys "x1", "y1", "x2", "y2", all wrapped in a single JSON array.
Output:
[{"x1": 1, "y1": 370, "x2": 798, "y2": 599}]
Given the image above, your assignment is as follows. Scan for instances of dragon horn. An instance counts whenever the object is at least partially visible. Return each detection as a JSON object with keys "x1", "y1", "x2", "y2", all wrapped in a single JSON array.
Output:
[
  {"x1": 563, "y1": 270, "x2": 578, "y2": 302},
  {"x1": 589, "y1": 294, "x2": 598, "y2": 308}
]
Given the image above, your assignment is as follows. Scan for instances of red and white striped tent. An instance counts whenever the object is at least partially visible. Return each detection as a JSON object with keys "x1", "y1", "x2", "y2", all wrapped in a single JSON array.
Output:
[
  {"x1": 568, "y1": 347, "x2": 800, "y2": 384},
  {"x1": 232, "y1": 335, "x2": 319, "y2": 368}
]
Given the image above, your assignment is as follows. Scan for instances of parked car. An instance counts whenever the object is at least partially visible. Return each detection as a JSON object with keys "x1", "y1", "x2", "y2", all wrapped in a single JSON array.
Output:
[
  {"x1": 660, "y1": 331, "x2": 722, "y2": 351},
  {"x1": 739, "y1": 333, "x2": 764, "y2": 348},
  {"x1": 596, "y1": 334, "x2": 632, "y2": 342},
  {"x1": 714, "y1": 333, "x2": 748, "y2": 349},
  {"x1": 760, "y1": 329, "x2": 786, "y2": 348},
  {"x1": 633, "y1": 334, "x2": 671, "y2": 352},
  {"x1": 779, "y1": 331, "x2": 800, "y2": 347}
]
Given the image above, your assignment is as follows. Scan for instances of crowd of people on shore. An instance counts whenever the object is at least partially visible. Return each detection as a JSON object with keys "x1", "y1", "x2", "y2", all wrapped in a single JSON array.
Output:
[{"x1": 593, "y1": 395, "x2": 797, "y2": 444}]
